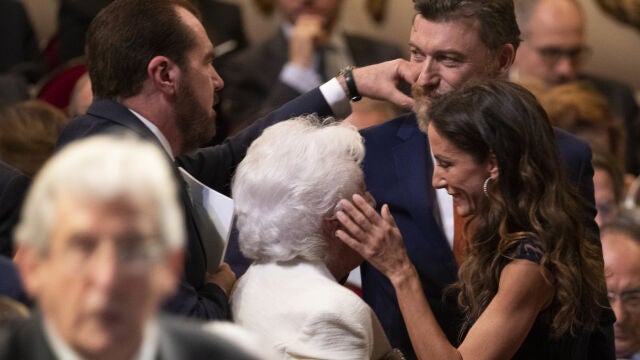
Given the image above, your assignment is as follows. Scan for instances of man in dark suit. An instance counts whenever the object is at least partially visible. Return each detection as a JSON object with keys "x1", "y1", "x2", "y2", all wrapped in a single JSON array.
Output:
[
  {"x1": 358, "y1": 0, "x2": 614, "y2": 359},
  {"x1": 0, "y1": 0, "x2": 44, "y2": 103},
  {"x1": 6, "y1": 135, "x2": 257, "y2": 360},
  {"x1": 56, "y1": 0, "x2": 417, "y2": 321},
  {"x1": 512, "y1": 0, "x2": 640, "y2": 175},
  {"x1": 217, "y1": 0, "x2": 403, "y2": 137},
  {"x1": 0, "y1": 161, "x2": 29, "y2": 257}
]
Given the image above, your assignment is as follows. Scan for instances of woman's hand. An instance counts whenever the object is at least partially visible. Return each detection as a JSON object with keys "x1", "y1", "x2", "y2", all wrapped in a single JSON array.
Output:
[{"x1": 335, "y1": 194, "x2": 414, "y2": 284}]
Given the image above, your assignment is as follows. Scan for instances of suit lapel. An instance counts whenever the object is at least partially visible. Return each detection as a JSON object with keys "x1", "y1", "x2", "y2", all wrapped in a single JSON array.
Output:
[{"x1": 391, "y1": 115, "x2": 457, "y2": 277}]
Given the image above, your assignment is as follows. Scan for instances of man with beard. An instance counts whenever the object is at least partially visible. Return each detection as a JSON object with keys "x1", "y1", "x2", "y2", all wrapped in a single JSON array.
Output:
[
  {"x1": 358, "y1": 0, "x2": 613, "y2": 358},
  {"x1": 56, "y1": 0, "x2": 416, "y2": 320}
]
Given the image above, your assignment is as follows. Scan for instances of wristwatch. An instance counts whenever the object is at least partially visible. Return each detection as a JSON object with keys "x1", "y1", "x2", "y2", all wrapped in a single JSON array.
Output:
[{"x1": 339, "y1": 66, "x2": 362, "y2": 102}]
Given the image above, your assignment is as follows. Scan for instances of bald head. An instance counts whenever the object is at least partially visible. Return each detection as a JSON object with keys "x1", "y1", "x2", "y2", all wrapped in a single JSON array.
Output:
[{"x1": 513, "y1": 0, "x2": 588, "y2": 85}]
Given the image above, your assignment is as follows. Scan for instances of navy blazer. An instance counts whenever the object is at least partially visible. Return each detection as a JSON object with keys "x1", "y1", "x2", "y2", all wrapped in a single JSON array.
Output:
[
  {"x1": 56, "y1": 88, "x2": 333, "y2": 320},
  {"x1": 360, "y1": 113, "x2": 611, "y2": 359}
]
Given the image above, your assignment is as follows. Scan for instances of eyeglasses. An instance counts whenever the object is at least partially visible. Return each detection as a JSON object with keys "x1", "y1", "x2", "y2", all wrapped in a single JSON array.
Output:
[
  {"x1": 533, "y1": 45, "x2": 592, "y2": 66},
  {"x1": 608, "y1": 288, "x2": 640, "y2": 313},
  {"x1": 60, "y1": 236, "x2": 165, "y2": 275}
]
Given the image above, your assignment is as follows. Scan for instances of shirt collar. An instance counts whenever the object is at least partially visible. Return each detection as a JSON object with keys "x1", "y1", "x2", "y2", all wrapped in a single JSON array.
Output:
[
  {"x1": 128, "y1": 109, "x2": 174, "y2": 157},
  {"x1": 43, "y1": 317, "x2": 159, "y2": 360}
]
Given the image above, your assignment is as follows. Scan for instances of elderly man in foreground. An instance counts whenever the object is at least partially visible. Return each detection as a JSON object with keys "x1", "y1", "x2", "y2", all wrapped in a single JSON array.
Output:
[{"x1": 1, "y1": 135, "x2": 256, "y2": 360}]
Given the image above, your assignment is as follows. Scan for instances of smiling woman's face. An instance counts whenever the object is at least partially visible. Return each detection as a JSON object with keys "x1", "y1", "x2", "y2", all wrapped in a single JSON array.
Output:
[{"x1": 428, "y1": 124, "x2": 492, "y2": 217}]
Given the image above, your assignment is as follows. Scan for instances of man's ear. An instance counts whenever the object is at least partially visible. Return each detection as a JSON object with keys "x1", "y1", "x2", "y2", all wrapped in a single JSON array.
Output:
[
  {"x1": 495, "y1": 43, "x2": 516, "y2": 77},
  {"x1": 147, "y1": 56, "x2": 181, "y2": 96},
  {"x1": 13, "y1": 244, "x2": 44, "y2": 298}
]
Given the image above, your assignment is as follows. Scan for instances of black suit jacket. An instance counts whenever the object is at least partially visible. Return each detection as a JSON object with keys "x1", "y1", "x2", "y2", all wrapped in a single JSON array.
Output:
[
  {"x1": 217, "y1": 29, "x2": 403, "y2": 137},
  {"x1": 0, "y1": 161, "x2": 29, "y2": 257},
  {"x1": 0, "y1": 314, "x2": 258, "y2": 360},
  {"x1": 360, "y1": 113, "x2": 614, "y2": 359},
  {"x1": 56, "y1": 89, "x2": 333, "y2": 320}
]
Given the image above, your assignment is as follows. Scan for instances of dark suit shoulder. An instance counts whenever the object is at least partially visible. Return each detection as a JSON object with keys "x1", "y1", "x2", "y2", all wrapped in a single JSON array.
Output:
[
  {"x1": 158, "y1": 316, "x2": 258, "y2": 360},
  {"x1": 361, "y1": 112, "x2": 419, "y2": 143},
  {"x1": 0, "y1": 316, "x2": 55, "y2": 360},
  {"x1": 57, "y1": 100, "x2": 155, "y2": 150}
]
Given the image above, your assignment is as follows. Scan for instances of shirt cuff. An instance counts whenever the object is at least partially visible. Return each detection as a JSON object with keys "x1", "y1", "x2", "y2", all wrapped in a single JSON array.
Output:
[
  {"x1": 319, "y1": 78, "x2": 350, "y2": 119},
  {"x1": 280, "y1": 63, "x2": 322, "y2": 93}
]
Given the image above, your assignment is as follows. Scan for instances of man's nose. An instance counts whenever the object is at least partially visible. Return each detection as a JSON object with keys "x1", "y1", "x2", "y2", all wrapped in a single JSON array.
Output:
[
  {"x1": 415, "y1": 60, "x2": 439, "y2": 88},
  {"x1": 90, "y1": 244, "x2": 122, "y2": 291},
  {"x1": 553, "y1": 56, "x2": 578, "y2": 82},
  {"x1": 212, "y1": 66, "x2": 224, "y2": 90}
]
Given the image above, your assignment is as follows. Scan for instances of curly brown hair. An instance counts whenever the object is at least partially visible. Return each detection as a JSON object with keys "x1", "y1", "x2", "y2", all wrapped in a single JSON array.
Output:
[{"x1": 421, "y1": 79, "x2": 607, "y2": 338}]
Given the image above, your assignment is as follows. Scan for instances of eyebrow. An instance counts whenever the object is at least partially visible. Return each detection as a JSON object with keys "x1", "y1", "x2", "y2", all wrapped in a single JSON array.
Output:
[{"x1": 408, "y1": 42, "x2": 466, "y2": 59}]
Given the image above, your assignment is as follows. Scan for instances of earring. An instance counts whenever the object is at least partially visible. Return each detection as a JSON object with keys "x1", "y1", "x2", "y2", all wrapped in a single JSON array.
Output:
[{"x1": 483, "y1": 177, "x2": 491, "y2": 197}]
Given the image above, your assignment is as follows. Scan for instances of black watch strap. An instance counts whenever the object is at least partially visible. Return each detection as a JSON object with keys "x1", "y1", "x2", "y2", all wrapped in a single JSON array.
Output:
[{"x1": 342, "y1": 66, "x2": 362, "y2": 102}]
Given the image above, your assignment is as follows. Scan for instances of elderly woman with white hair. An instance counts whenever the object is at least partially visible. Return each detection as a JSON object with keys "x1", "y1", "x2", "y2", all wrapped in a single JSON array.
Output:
[{"x1": 230, "y1": 115, "x2": 401, "y2": 359}]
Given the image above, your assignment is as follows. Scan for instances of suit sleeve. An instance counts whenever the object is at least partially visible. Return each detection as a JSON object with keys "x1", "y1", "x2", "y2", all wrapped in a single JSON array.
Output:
[
  {"x1": 162, "y1": 280, "x2": 230, "y2": 320},
  {"x1": 176, "y1": 87, "x2": 334, "y2": 195}
]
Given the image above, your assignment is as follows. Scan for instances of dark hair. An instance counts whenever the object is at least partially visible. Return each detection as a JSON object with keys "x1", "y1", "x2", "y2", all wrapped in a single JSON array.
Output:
[
  {"x1": 413, "y1": 0, "x2": 521, "y2": 51},
  {"x1": 86, "y1": 0, "x2": 200, "y2": 100},
  {"x1": 421, "y1": 79, "x2": 605, "y2": 337}
]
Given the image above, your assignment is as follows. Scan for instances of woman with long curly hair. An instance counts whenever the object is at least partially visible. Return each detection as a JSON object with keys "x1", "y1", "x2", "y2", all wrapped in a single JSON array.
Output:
[{"x1": 335, "y1": 79, "x2": 608, "y2": 359}]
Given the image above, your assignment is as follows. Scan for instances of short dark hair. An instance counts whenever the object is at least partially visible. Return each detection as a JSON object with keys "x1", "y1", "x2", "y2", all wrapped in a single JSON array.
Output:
[
  {"x1": 86, "y1": 0, "x2": 201, "y2": 100},
  {"x1": 413, "y1": 0, "x2": 521, "y2": 51}
]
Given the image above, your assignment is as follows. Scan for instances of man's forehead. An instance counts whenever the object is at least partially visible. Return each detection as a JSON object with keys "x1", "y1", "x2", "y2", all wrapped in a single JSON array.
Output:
[{"x1": 410, "y1": 15, "x2": 486, "y2": 51}]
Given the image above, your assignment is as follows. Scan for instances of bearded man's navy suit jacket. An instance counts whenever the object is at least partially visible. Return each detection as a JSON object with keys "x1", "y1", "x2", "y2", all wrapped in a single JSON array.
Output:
[
  {"x1": 56, "y1": 89, "x2": 333, "y2": 320},
  {"x1": 360, "y1": 112, "x2": 614, "y2": 360}
]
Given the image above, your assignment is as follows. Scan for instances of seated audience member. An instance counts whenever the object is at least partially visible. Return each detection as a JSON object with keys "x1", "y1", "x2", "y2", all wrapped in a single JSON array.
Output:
[
  {"x1": 601, "y1": 209, "x2": 640, "y2": 360},
  {"x1": 593, "y1": 149, "x2": 626, "y2": 227},
  {"x1": 530, "y1": 81, "x2": 626, "y2": 167},
  {"x1": 4, "y1": 135, "x2": 258, "y2": 359},
  {"x1": 217, "y1": 0, "x2": 403, "y2": 137},
  {"x1": 512, "y1": 0, "x2": 640, "y2": 175},
  {"x1": 336, "y1": 80, "x2": 608, "y2": 359},
  {"x1": 0, "y1": 161, "x2": 30, "y2": 257},
  {"x1": 231, "y1": 116, "x2": 401, "y2": 359},
  {"x1": 0, "y1": 0, "x2": 45, "y2": 103},
  {"x1": 0, "y1": 100, "x2": 69, "y2": 177}
]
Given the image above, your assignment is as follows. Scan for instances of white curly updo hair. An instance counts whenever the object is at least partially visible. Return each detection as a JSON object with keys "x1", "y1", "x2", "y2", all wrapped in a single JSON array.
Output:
[{"x1": 232, "y1": 115, "x2": 365, "y2": 263}]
